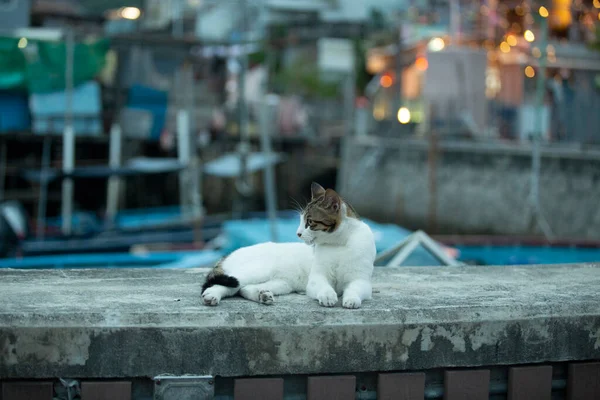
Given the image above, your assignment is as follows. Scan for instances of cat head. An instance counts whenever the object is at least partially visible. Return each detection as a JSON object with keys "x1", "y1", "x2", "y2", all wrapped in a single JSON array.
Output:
[{"x1": 296, "y1": 182, "x2": 352, "y2": 245}]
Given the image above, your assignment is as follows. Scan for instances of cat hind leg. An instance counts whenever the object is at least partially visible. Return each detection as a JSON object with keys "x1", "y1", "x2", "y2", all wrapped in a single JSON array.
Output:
[
  {"x1": 239, "y1": 279, "x2": 293, "y2": 305},
  {"x1": 201, "y1": 270, "x2": 240, "y2": 306},
  {"x1": 202, "y1": 284, "x2": 239, "y2": 306}
]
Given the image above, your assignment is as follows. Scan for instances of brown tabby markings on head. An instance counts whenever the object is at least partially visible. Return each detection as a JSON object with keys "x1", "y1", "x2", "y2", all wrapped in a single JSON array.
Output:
[{"x1": 303, "y1": 182, "x2": 359, "y2": 233}]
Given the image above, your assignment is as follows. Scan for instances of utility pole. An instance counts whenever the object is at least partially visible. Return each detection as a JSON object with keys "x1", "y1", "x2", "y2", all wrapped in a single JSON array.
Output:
[
  {"x1": 528, "y1": 11, "x2": 553, "y2": 239},
  {"x1": 61, "y1": 27, "x2": 75, "y2": 236},
  {"x1": 235, "y1": 0, "x2": 251, "y2": 217}
]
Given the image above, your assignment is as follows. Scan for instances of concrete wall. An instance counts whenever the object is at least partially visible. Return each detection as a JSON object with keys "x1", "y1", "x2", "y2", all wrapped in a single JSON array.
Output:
[
  {"x1": 339, "y1": 136, "x2": 600, "y2": 239},
  {"x1": 1, "y1": 266, "x2": 600, "y2": 398}
]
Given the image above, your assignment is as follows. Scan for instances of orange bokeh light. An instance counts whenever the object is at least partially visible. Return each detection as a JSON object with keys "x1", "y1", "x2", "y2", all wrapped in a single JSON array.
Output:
[
  {"x1": 415, "y1": 56, "x2": 428, "y2": 71},
  {"x1": 380, "y1": 74, "x2": 393, "y2": 88}
]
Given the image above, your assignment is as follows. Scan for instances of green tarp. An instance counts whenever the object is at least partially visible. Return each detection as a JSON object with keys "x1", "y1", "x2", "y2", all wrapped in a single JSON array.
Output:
[
  {"x1": 0, "y1": 36, "x2": 110, "y2": 93},
  {"x1": 0, "y1": 37, "x2": 26, "y2": 90}
]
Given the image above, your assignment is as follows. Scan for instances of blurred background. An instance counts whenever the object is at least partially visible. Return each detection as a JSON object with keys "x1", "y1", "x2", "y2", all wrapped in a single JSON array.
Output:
[{"x1": 1, "y1": 0, "x2": 600, "y2": 268}]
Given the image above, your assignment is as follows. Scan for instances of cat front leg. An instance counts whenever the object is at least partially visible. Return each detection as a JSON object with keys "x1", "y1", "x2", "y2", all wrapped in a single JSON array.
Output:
[
  {"x1": 306, "y1": 273, "x2": 338, "y2": 307},
  {"x1": 341, "y1": 279, "x2": 372, "y2": 309}
]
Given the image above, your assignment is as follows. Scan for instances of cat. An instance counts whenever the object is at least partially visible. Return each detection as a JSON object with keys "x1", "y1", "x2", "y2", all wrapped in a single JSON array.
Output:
[
  {"x1": 201, "y1": 182, "x2": 375, "y2": 309},
  {"x1": 296, "y1": 182, "x2": 376, "y2": 309},
  {"x1": 201, "y1": 241, "x2": 313, "y2": 306}
]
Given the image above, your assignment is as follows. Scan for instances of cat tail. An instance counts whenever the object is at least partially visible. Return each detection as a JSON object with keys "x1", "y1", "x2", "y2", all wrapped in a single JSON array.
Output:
[{"x1": 201, "y1": 257, "x2": 240, "y2": 294}]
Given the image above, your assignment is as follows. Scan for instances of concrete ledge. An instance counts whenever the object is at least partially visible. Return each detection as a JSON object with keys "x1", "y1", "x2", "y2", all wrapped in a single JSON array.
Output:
[
  {"x1": 354, "y1": 135, "x2": 600, "y2": 161},
  {"x1": 1, "y1": 264, "x2": 599, "y2": 379}
]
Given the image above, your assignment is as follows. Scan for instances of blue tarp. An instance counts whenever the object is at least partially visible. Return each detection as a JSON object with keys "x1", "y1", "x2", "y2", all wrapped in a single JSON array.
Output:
[
  {"x1": 221, "y1": 216, "x2": 410, "y2": 253},
  {"x1": 126, "y1": 84, "x2": 167, "y2": 141},
  {"x1": 45, "y1": 206, "x2": 188, "y2": 233},
  {"x1": 29, "y1": 81, "x2": 102, "y2": 136},
  {"x1": 17, "y1": 211, "x2": 444, "y2": 269},
  {"x1": 455, "y1": 245, "x2": 600, "y2": 266},
  {"x1": 221, "y1": 214, "x2": 444, "y2": 266},
  {"x1": 0, "y1": 250, "x2": 222, "y2": 269},
  {"x1": 0, "y1": 92, "x2": 29, "y2": 132}
]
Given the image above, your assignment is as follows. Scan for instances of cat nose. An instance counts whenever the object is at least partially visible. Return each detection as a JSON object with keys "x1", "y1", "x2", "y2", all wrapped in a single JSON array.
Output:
[{"x1": 297, "y1": 233, "x2": 302, "y2": 238}]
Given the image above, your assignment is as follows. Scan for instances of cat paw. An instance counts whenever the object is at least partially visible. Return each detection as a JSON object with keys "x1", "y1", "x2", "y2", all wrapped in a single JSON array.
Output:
[
  {"x1": 202, "y1": 288, "x2": 220, "y2": 306},
  {"x1": 317, "y1": 289, "x2": 338, "y2": 307},
  {"x1": 259, "y1": 290, "x2": 274, "y2": 305},
  {"x1": 342, "y1": 296, "x2": 362, "y2": 309}
]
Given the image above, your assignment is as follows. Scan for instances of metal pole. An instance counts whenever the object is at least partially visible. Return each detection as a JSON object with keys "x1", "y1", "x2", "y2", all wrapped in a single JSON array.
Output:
[
  {"x1": 259, "y1": 97, "x2": 278, "y2": 242},
  {"x1": 183, "y1": 64, "x2": 203, "y2": 242},
  {"x1": 106, "y1": 123, "x2": 123, "y2": 223},
  {"x1": 427, "y1": 106, "x2": 438, "y2": 233},
  {"x1": 177, "y1": 109, "x2": 191, "y2": 216},
  {"x1": 0, "y1": 140, "x2": 6, "y2": 202},
  {"x1": 529, "y1": 16, "x2": 553, "y2": 239},
  {"x1": 37, "y1": 136, "x2": 51, "y2": 239},
  {"x1": 61, "y1": 27, "x2": 75, "y2": 236},
  {"x1": 183, "y1": 64, "x2": 202, "y2": 221},
  {"x1": 486, "y1": 0, "x2": 497, "y2": 42},
  {"x1": 190, "y1": 153, "x2": 203, "y2": 244},
  {"x1": 355, "y1": 103, "x2": 368, "y2": 137},
  {"x1": 343, "y1": 67, "x2": 356, "y2": 138},
  {"x1": 259, "y1": 14, "x2": 278, "y2": 242},
  {"x1": 395, "y1": 25, "x2": 403, "y2": 114},
  {"x1": 335, "y1": 56, "x2": 357, "y2": 194},
  {"x1": 172, "y1": 0, "x2": 184, "y2": 37},
  {"x1": 235, "y1": 0, "x2": 251, "y2": 217},
  {"x1": 449, "y1": 0, "x2": 461, "y2": 44}
]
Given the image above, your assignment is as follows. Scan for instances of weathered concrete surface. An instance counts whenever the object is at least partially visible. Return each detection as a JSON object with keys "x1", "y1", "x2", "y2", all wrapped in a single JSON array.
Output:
[
  {"x1": 0, "y1": 265, "x2": 599, "y2": 379},
  {"x1": 339, "y1": 136, "x2": 600, "y2": 238}
]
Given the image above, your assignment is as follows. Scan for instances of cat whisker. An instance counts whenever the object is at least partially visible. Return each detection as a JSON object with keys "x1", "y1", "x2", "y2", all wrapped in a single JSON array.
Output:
[{"x1": 289, "y1": 197, "x2": 305, "y2": 213}]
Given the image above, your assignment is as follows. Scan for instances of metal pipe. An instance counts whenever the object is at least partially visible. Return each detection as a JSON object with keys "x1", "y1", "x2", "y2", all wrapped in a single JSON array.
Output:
[
  {"x1": 336, "y1": 64, "x2": 357, "y2": 194},
  {"x1": 235, "y1": 0, "x2": 251, "y2": 217},
  {"x1": 106, "y1": 123, "x2": 123, "y2": 224},
  {"x1": 529, "y1": 16, "x2": 554, "y2": 240},
  {"x1": 37, "y1": 137, "x2": 51, "y2": 239},
  {"x1": 427, "y1": 104, "x2": 438, "y2": 233},
  {"x1": 61, "y1": 27, "x2": 75, "y2": 236},
  {"x1": 259, "y1": 97, "x2": 278, "y2": 242},
  {"x1": 395, "y1": 25, "x2": 403, "y2": 119},
  {"x1": 0, "y1": 140, "x2": 6, "y2": 202},
  {"x1": 259, "y1": 16, "x2": 278, "y2": 242},
  {"x1": 172, "y1": 0, "x2": 184, "y2": 37},
  {"x1": 449, "y1": 0, "x2": 461, "y2": 44},
  {"x1": 177, "y1": 109, "x2": 191, "y2": 216}
]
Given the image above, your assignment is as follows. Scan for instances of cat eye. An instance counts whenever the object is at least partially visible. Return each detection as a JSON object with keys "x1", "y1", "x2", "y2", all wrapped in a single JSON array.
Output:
[{"x1": 307, "y1": 218, "x2": 313, "y2": 224}]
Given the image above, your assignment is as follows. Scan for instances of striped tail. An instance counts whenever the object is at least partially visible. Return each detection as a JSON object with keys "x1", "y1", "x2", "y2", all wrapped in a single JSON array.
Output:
[{"x1": 201, "y1": 257, "x2": 240, "y2": 294}]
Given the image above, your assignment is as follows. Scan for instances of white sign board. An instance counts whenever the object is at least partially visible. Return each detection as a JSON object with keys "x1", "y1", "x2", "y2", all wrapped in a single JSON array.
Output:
[
  {"x1": 518, "y1": 105, "x2": 550, "y2": 142},
  {"x1": 317, "y1": 38, "x2": 354, "y2": 73}
]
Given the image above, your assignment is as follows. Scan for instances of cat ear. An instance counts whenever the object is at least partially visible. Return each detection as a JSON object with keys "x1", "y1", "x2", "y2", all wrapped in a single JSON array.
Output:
[
  {"x1": 324, "y1": 189, "x2": 340, "y2": 212},
  {"x1": 311, "y1": 182, "x2": 326, "y2": 199}
]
